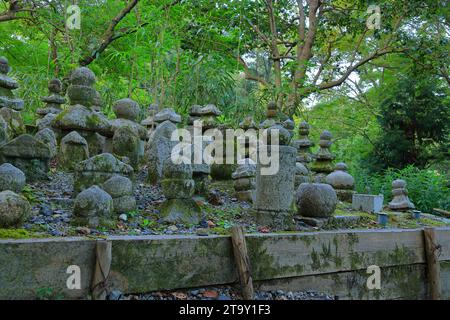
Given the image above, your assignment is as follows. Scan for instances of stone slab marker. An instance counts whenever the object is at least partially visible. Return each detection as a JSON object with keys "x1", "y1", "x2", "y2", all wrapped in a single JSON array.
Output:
[
  {"x1": 145, "y1": 120, "x2": 177, "y2": 184},
  {"x1": 352, "y1": 194, "x2": 384, "y2": 213}
]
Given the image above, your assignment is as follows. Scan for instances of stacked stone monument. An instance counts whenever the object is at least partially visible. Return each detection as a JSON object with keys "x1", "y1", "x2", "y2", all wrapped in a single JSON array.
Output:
[
  {"x1": 109, "y1": 98, "x2": 147, "y2": 168},
  {"x1": 145, "y1": 119, "x2": 178, "y2": 184},
  {"x1": 187, "y1": 104, "x2": 222, "y2": 195},
  {"x1": 388, "y1": 179, "x2": 415, "y2": 211},
  {"x1": 0, "y1": 57, "x2": 25, "y2": 138},
  {"x1": 74, "y1": 153, "x2": 134, "y2": 195},
  {"x1": 291, "y1": 121, "x2": 314, "y2": 166},
  {"x1": 310, "y1": 130, "x2": 334, "y2": 182},
  {"x1": 188, "y1": 104, "x2": 221, "y2": 130},
  {"x1": 102, "y1": 175, "x2": 136, "y2": 214},
  {"x1": 52, "y1": 67, "x2": 112, "y2": 155},
  {"x1": 35, "y1": 128, "x2": 57, "y2": 158},
  {"x1": 253, "y1": 125, "x2": 296, "y2": 229},
  {"x1": 154, "y1": 108, "x2": 182, "y2": 126},
  {"x1": 0, "y1": 134, "x2": 51, "y2": 182},
  {"x1": 141, "y1": 103, "x2": 159, "y2": 138},
  {"x1": 159, "y1": 158, "x2": 201, "y2": 224},
  {"x1": 290, "y1": 121, "x2": 314, "y2": 187},
  {"x1": 260, "y1": 101, "x2": 279, "y2": 129},
  {"x1": 325, "y1": 162, "x2": 355, "y2": 202},
  {"x1": 37, "y1": 78, "x2": 65, "y2": 118},
  {"x1": 0, "y1": 57, "x2": 23, "y2": 111},
  {"x1": 232, "y1": 159, "x2": 256, "y2": 203},
  {"x1": 282, "y1": 118, "x2": 295, "y2": 138},
  {"x1": 210, "y1": 123, "x2": 237, "y2": 181},
  {"x1": 238, "y1": 116, "x2": 258, "y2": 160},
  {"x1": 72, "y1": 185, "x2": 114, "y2": 228},
  {"x1": 59, "y1": 131, "x2": 89, "y2": 171}
]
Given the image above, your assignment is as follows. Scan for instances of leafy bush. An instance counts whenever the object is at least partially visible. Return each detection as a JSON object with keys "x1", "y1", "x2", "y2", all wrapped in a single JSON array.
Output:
[{"x1": 350, "y1": 165, "x2": 449, "y2": 213}]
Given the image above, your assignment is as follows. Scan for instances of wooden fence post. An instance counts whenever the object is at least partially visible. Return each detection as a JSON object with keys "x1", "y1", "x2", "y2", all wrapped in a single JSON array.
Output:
[
  {"x1": 91, "y1": 240, "x2": 112, "y2": 300},
  {"x1": 423, "y1": 227, "x2": 441, "y2": 300},
  {"x1": 231, "y1": 225, "x2": 254, "y2": 300}
]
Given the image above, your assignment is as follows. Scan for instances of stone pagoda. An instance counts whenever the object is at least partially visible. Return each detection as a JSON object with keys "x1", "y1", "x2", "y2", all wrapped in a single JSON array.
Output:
[
  {"x1": 187, "y1": 104, "x2": 222, "y2": 196},
  {"x1": 0, "y1": 57, "x2": 23, "y2": 111},
  {"x1": 260, "y1": 101, "x2": 279, "y2": 129},
  {"x1": 37, "y1": 78, "x2": 65, "y2": 118},
  {"x1": 0, "y1": 57, "x2": 25, "y2": 138},
  {"x1": 291, "y1": 121, "x2": 314, "y2": 166},
  {"x1": 108, "y1": 98, "x2": 147, "y2": 164},
  {"x1": 310, "y1": 130, "x2": 334, "y2": 182},
  {"x1": 52, "y1": 67, "x2": 112, "y2": 155},
  {"x1": 188, "y1": 104, "x2": 221, "y2": 130},
  {"x1": 388, "y1": 179, "x2": 415, "y2": 211}
]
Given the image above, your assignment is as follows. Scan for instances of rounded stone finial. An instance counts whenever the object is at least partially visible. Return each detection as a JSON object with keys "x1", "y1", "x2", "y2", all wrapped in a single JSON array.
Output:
[
  {"x1": 264, "y1": 124, "x2": 291, "y2": 145},
  {"x1": 392, "y1": 179, "x2": 407, "y2": 189},
  {"x1": 335, "y1": 162, "x2": 348, "y2": 171},
  {"x1": 319, "y1": 130, "x2": 333, "y2": 148},
  {"x1": 70, "y1": 67, "x2": 96, "y2": 86},
  {"x1": 0, "y1": 57, "x2": 10, "y2": 74},
  {"x1": 113, "y1": 98, "x2": 140, "y2": 121},
  {"x1": 296, "y1": 183, "x2": 338, "y2": 218},
  {"x1": 266, "y1": 101, "x2": 277, "y2": 118},
  {"x1": 48, "y1": 78, "x2": 62, "y2": 93},
  {"x1": 299, "y1": 121, "x2": 310, "y2": 135},
  {"x1": 283, "y1": 118, "x2": 295, "y2": 130},
  {"x1": 320, "y1": 130, "x2": 332, "y2": 140}
]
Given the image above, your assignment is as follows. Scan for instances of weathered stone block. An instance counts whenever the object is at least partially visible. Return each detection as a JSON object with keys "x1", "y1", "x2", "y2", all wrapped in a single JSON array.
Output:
[{"x1": 352, "y1": 194, "x2": 384, "y2": 213}]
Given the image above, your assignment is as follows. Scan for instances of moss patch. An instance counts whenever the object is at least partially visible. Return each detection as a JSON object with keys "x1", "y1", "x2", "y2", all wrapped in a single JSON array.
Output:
[{"x1": 0, "y1": 228, "x2": 43, "y2": 239}]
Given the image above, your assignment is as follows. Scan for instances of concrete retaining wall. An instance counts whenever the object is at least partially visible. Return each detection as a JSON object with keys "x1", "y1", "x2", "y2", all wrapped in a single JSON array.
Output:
[{"x1": 1, "y1": 228, "x2": 450, "y2": 299}]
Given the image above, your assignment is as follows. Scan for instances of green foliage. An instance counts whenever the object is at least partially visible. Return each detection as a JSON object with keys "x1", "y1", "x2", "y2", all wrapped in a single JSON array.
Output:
[
  {"x1": 351, "y1": 165, "x2": 450, "y2": 213},
  {"x1": 367, "y1": 70, "x2": 449, "y2": 171},
  {"x1": 22, "y1": 186, "x2": 38, "y2": 204},
  {"x1": 36, "y1": 287, "x2": 64, "y2": 300},
  {"x1": 0, "y1": 228, "x2": 41, "y2": 239}
]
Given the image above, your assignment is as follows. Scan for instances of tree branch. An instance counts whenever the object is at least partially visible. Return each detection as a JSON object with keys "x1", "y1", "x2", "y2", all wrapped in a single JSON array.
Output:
[
  {"x1": 79, "y1": 0, "x2": 139, "y2": 66},
  {"x1": 317, "y1": 48, "x2": 408, "y2": 91},
  {"x1": 236, "y1": 55, "x2": 269, "y2": 87}
]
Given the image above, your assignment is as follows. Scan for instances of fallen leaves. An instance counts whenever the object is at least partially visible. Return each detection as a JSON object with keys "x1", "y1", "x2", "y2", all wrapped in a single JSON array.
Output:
[
  {"x1": 202, "y1": 290, "x2": 219, "y2": 299},
  {"x1": 171, "y1": 291, "x2": 187, "y2": 299}
]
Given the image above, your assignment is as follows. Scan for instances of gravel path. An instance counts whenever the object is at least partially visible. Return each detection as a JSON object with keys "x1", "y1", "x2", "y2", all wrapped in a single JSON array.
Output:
[{"x1": 115, "y1": 285, "x2": 335, "y2": 301}]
